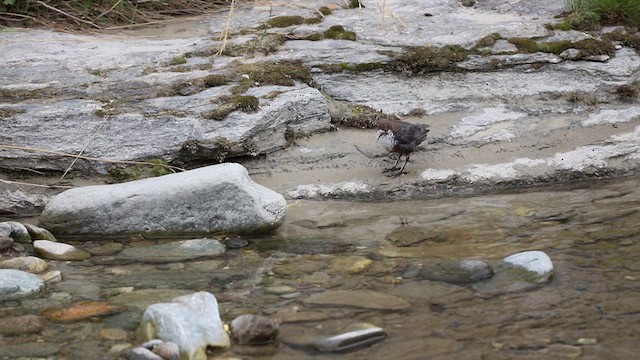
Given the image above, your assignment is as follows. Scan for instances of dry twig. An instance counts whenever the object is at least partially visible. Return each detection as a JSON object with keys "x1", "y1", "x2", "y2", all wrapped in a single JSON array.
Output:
[{"x1": 36, "y1": 0, "x2": 101, "y2": 29}]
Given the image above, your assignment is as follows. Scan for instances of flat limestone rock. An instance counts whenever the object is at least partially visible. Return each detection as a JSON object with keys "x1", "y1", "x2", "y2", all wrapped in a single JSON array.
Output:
[{"x1": 39, "y1": 163, "x2": 286, "y2": 236}]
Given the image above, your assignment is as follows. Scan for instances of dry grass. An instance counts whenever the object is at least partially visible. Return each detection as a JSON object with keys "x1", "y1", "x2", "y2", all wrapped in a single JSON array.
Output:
[{"x1": 0, "y1": 0, "x2": 233, "y2": 31}]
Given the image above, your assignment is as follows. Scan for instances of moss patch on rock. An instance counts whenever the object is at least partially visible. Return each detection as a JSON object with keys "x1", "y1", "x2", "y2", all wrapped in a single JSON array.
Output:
[
  {"x1": 223, "y1": 34, "x2": 287, "y2": 56},
  {"x1": 0, "y1": 108, "x2": 26, "y2": 119},
  {"x1": 305, "y1": 26, "x2": 357, "y2": 41},
  {"x1": 602, "y1": 28, "x2": 640, "y2": 50},
  {"x1": 389, "y1": 45, "x2": 468, "y2": 75},
  {"x1": 332, "y1": 104, "x2": 395, "y2": 129},
  {"x1": 202, "y1": 95, "x2": 259, "y2": 121},
  {"x1": 231, "y1": 60, "x2": 313, "y2": 94},
  {"x1": 108, "y1": 159, "x2": 173, "y2": 183},
  {"x1": 616, "y1": 83, "x2": 640, "y2": 102}
]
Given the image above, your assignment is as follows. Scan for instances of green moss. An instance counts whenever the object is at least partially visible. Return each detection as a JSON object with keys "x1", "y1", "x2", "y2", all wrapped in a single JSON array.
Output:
[
  {"x1": 616, "y1": 83, "x2": 639, "y2": 102},
  {"x1": 389, "y1": 45, "x2": 468, "y2": 74},
  {"x1": 234, "y1": 60, "x2": 313, "y2": 90},
  {"x1": 602, "y1": 28, "x2": 640, "y2": 49},
  {"x1": 345, "y1": 0, "x2": 363, "y2": 9},
  {"x1": 88, "y1": 68, "x2": 104, "y2": 77},
  {"x1": 538, "y1": 40, "x2": 574, "y2": 54},
  {"x1": 169, "y1": 65, "x2": 192, "y2": 73},
  {"x1": 108, "y1": 158, "x2": 172, "y2": 183},
  {"x1": 0, "y1": 86, "x2": 56, "y2": 100},
  {"x1": 202, "y1": 74, "x2": 231, "y2": 88},
  {"x1": 556, "y1": 21, "x2": 574, "y2": 31},
  {"x1": 0, "y1": 107, "x2": 25, "y2": 118},
  {"x1": 567, "y1": 92, "x2": 598, "y2": 105},
  {"x1": 333, "y1": 104, "x2": 393, "y2": 129},
  {"x1": 223, "y1": 34, "x2": 286, "y2": 56},
  {"x1": 201, "y1": 95, "x2": 259, "y2": 121},
  {"x1": 305, "y1": 25, "x2": 357, "y2": 41},
  {"x1": 167, "y1": 56, "x2": 187, "y2": 66},
  {"x1": 142, "y1": 67, "x2": 158, "y2": 75},
  {"x1": 264, "y1": 15, "x2": 305, "y2": 28},
  {"x1": 508, "y1": 37, "x2": 540, "y2": 53},
  {"x1": 324, "y1": 25, "x2": 356, "y2": 40},
  {"x1": 304, "y1": 17, "x2": 323, "y2": 25},
  {"x1": 319, "y1": 6, "x2": 332, "y2": 15},
  {"x1": 474, "y1": 33, "x2": 502, "y2": 49},
  {"x1": 573, "y1": 38, "x2": 616, "y2": 57}
]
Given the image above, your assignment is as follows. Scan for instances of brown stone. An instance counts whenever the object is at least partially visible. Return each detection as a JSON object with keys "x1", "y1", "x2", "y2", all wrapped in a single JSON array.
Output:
[
  {"x1": 0, "y1": 315, "x2": 45, "y2": 335},
  {"x1": 42, "y1": 301, "x2": 124, "y2": 322}
]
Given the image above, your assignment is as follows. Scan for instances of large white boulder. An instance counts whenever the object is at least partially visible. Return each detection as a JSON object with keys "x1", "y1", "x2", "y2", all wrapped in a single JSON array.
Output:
[{"x1": 39, "y1": 163, "x2": 286, "y2": 236}]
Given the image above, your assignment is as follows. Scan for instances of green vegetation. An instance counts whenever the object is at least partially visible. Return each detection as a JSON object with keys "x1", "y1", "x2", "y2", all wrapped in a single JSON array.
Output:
[
  {"x1": 201, "y1": 95, "x2": 259, "y2": 121},
  {"x1": 167, "y1": 56, "x2": 187, "y2": 66},
  {"x1": 108, "y1": 158, "x2": 172, "y2": 183},
  {"x1": 222, "y1": 34, "x2": 286, "y2": 56},
  {"x1": 602, "y1": 28, "x2": 640, "y2": 49},
  {"x1": 0, "y1": 107, "x2": 26, "y2": 118},
  {"x1": 563, "y1": 0, "x2": 640, "y2": 29},
  {"x1": 345, "y1": 0, "x2": 364, "y2": 9},
  {"x1": 332, "y1": 104, "x2": 394, "y2": 129},
  {"x1": 305, "y1": 25, "x2": 357, "y2": 41},
  {"x1": 319, "y1": 6, "x2": 332, "y2": 16},
  {"x1": 507, "y1": 37, "x2": 615, "y2": 58},
  {"x1": 230, "y1": 60, "x2": 313, "y2": 94},
  {"x1": 389, "y1": 45, "x2": 469, "y2": 74},
  {"x1": 616, "y1": 83, "x2": 640, "y2": 102}
]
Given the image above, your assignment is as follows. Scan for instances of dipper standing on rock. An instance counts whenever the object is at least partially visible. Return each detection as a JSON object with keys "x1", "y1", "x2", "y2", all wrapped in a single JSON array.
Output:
[{"x1": 376, "y1": 119, "x2": 430, "y2": 176}]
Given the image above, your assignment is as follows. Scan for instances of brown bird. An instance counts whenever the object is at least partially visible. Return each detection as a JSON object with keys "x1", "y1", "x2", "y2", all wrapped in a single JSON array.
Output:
[{"x1": 376, "y1": 119, "x2": 430, "y2": 176}]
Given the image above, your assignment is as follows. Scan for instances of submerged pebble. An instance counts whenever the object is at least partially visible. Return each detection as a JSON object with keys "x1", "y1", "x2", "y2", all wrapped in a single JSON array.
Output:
[{"x1": 230, "y1": 314, "x2": 280, "y2": 345}]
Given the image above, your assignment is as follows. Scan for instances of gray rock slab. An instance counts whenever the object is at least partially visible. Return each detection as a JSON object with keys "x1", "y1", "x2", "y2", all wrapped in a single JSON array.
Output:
[
  {"x1": 136, "y1": 291, "x2": 230, "y2": 360},
  {"x1": 119, "y1": 238, "x2": 225, "y2": 263},
  {"x1": 0, "y1": 269, "x2": 45, "y2": 300},
  {"x1": 39, "y1": 163, "x2": 286, "y2": 236}
]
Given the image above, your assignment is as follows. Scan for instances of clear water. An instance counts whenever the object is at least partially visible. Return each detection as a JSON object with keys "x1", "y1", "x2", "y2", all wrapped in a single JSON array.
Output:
[{"x1": 2, "y1": 176, "x2": 640, "y2": 359}]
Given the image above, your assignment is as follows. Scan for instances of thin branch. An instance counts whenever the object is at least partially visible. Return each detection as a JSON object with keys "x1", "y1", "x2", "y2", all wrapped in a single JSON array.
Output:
[
  {"x1": 0, "y1": 145, "x2": 185, "y2": 173},
  {"x1": 92, "y1": 0, "x2": 123, "y2": 22},
  {"x1": 0, "y1": 178, "x2": 73, "y2": 189},
  {"x1": 60, "y1": 115, "x2": 110, "y2": 181},
  {"x1": 36, "y1": 0, "x2": 102, "y2": 29}
]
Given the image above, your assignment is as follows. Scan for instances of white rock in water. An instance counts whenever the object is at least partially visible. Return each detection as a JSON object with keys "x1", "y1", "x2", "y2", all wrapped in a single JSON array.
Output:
[
  {"x1": 33, "y1": 240, "x2": 91, "y2": 261},
  {"x1": 136, "y1": 291, "x2": 230, "y2": 360},
  {"x1": 503, "y1": 250, "x2": 553, "y2": 276},
  {"x1": 0, "y1": 269, "x2": 45, "y2": 300},
  {"x1": 39, "y1": 163, "x2": 286, "y2": 236}
]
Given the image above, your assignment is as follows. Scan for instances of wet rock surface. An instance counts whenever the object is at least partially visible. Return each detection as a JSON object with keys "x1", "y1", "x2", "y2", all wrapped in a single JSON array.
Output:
[
  {"x1": 0, "y1": 177, "x2": 638, "y2": 358},
  {"x1": 1, "y1": 0, "x2": 640, "y2": 359},
  {"x1": 0, "y1": 0, "x2": 638, "y2": 204},
  {"x1": 39, "y1": 163, "x2": 286, "y2": 236}
]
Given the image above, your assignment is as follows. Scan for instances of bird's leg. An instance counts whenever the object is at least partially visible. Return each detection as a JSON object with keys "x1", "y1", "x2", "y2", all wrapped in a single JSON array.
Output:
[
  {"x1": 391, "y1": 154, "x2": 410, "y2": 177},
  {"x1": 383, "y1": 154, "x2": 403, "y2": 172}
]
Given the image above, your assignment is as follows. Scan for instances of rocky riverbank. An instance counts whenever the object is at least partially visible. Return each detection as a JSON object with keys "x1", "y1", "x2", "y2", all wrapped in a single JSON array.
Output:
[{"x1": 1, "y1": 0, "x2": 639, "y2": 213}]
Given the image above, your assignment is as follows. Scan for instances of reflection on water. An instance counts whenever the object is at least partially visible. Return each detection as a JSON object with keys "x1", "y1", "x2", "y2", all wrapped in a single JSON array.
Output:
[{"x1": 2, "y1": 177, "x2": 640, "y2": 359}]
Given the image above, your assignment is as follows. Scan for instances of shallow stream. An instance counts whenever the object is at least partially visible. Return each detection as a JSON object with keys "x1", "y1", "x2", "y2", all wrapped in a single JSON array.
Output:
[{"x1": 2, "y1": 176, "x2": 640, "y2": 359}]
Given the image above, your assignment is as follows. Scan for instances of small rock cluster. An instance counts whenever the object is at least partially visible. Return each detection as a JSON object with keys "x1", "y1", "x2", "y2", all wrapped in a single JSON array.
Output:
[{"x1": 0, "y1": 220, "x2": 86, "y2": 300}]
